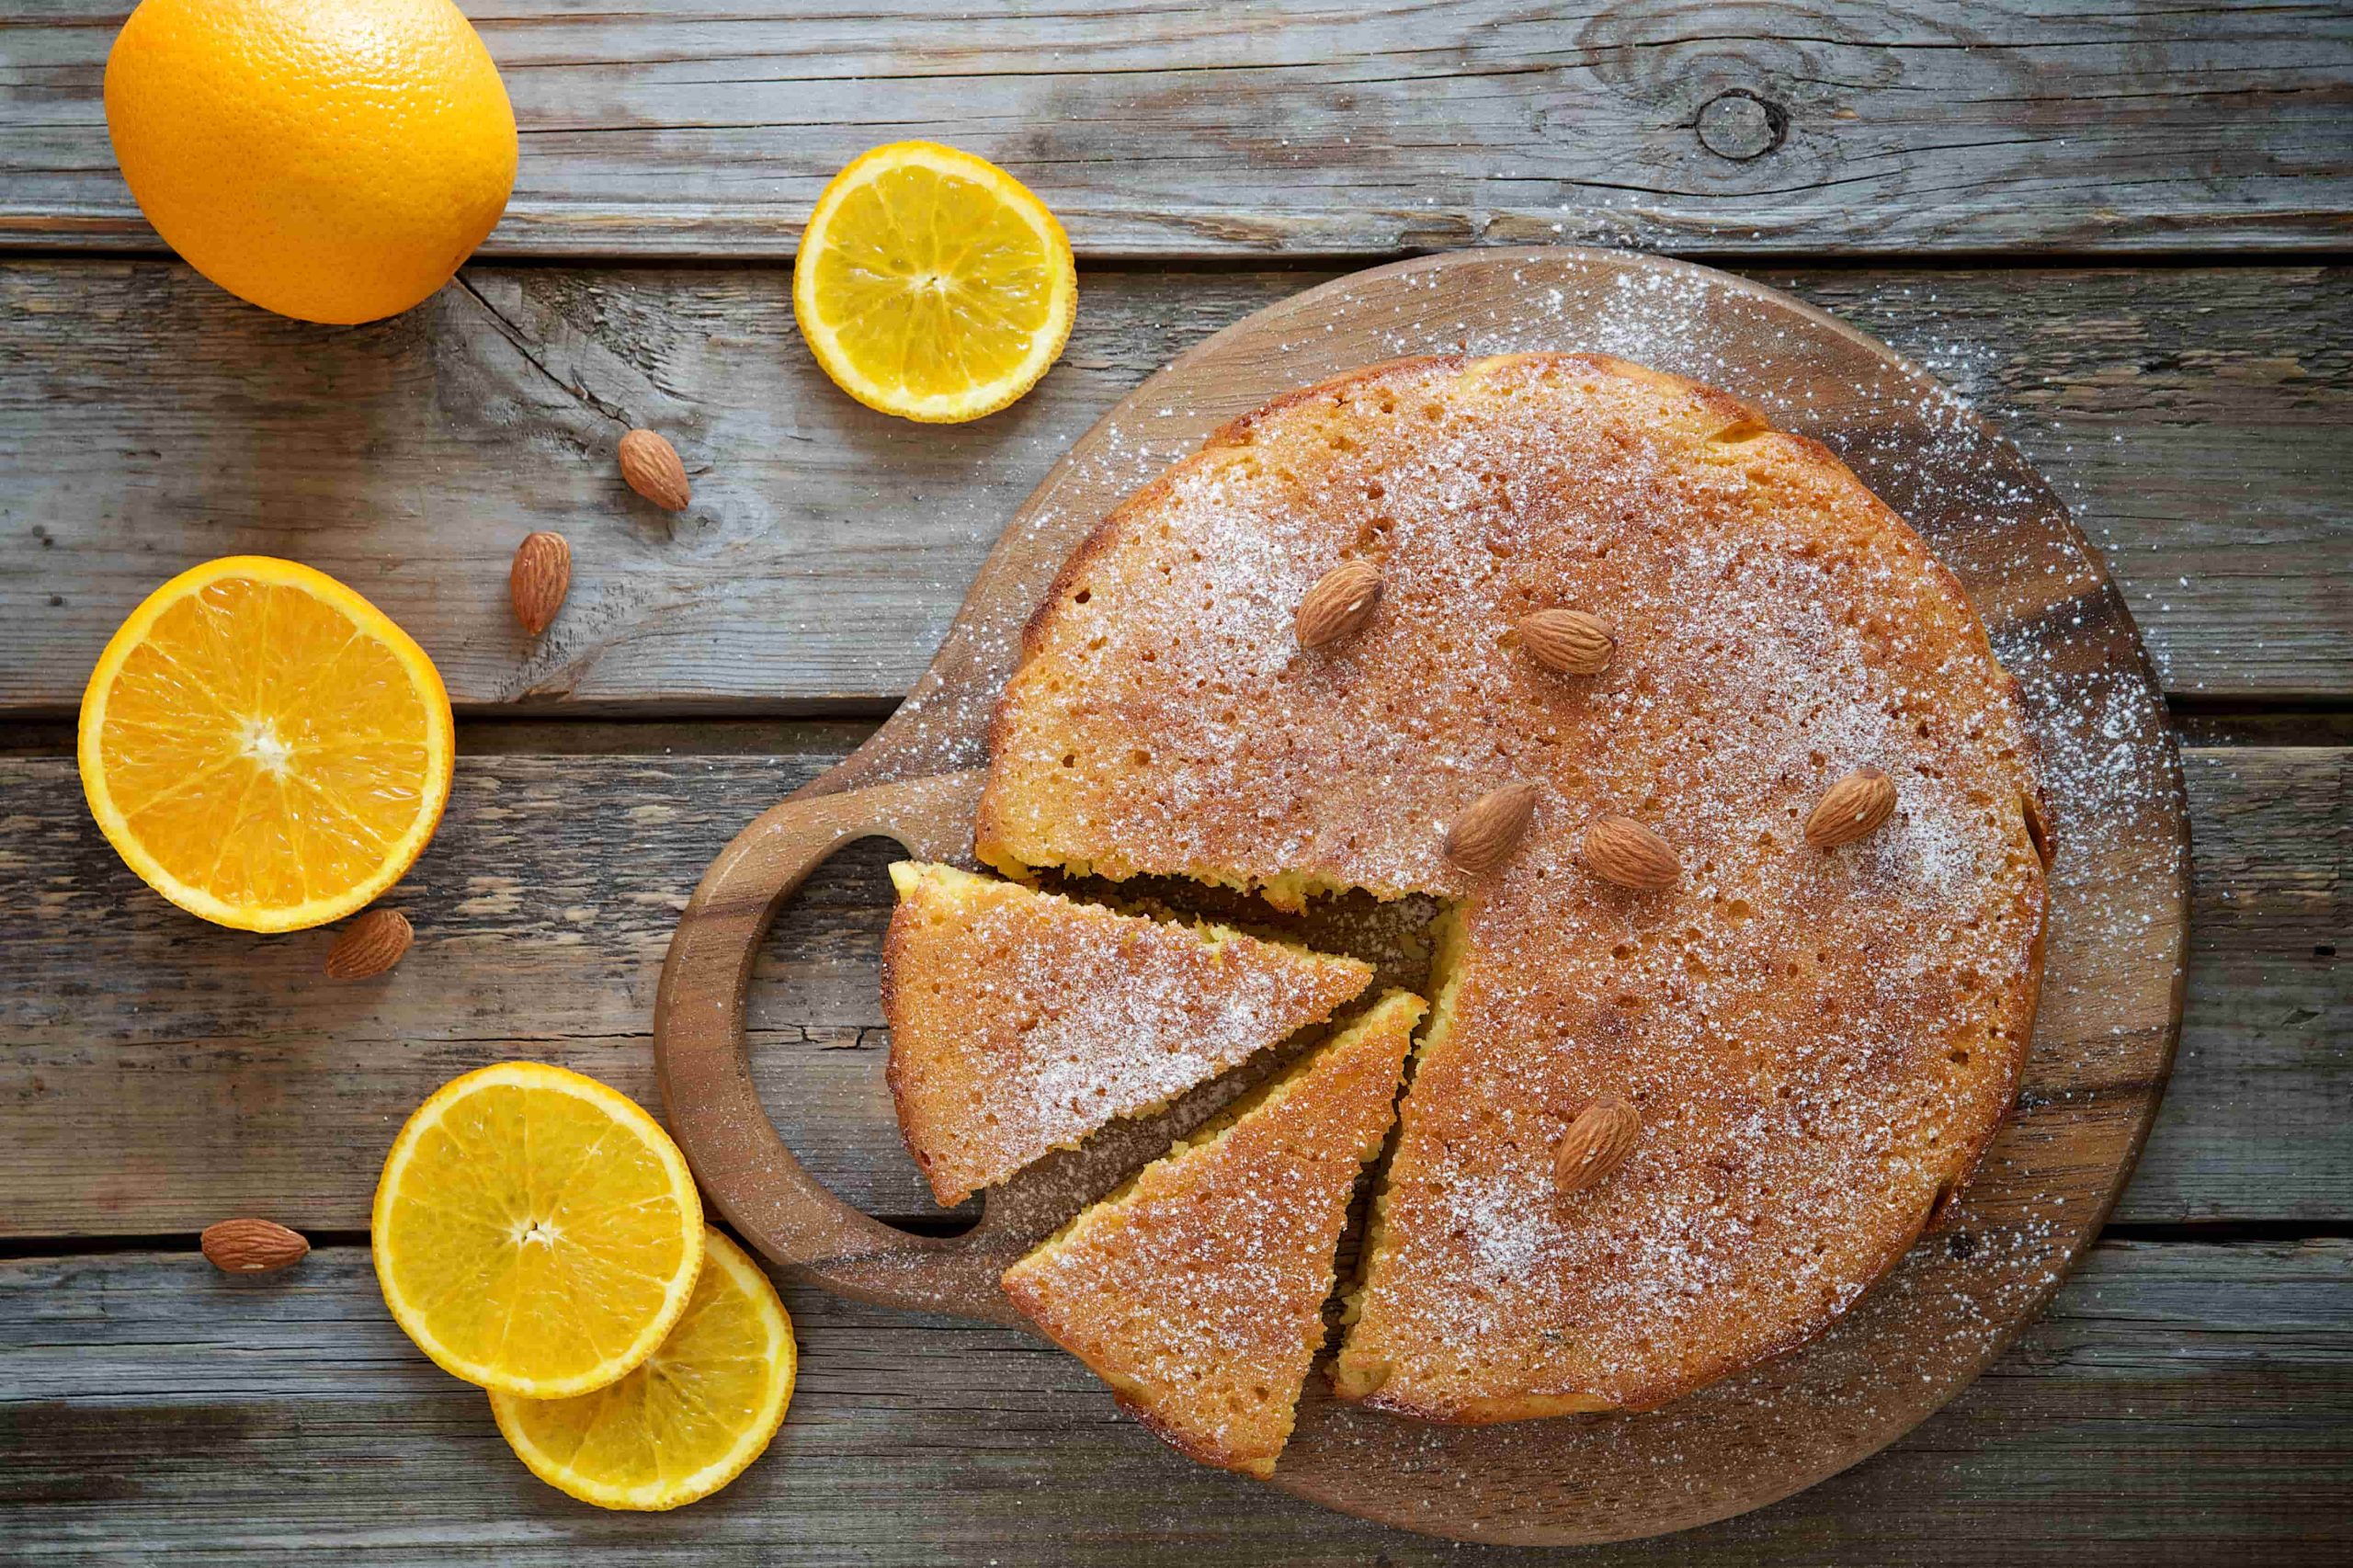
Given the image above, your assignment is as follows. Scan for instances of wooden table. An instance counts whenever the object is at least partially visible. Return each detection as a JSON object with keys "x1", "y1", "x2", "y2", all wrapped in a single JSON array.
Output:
[{"x1": 2, "y1": 4, "x2": 2347, "y2": 1562}]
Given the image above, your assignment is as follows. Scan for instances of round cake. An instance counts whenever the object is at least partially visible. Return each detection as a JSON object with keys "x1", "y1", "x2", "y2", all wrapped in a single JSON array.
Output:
[{"x1": 975, "y1": 352, "x2": 2051, "y2": 1422}]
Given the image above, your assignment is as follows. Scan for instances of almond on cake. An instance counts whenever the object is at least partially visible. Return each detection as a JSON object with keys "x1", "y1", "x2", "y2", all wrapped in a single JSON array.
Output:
[
  {"x1": 881, "y1": 861, "x2": 1374, "y2": 1207},
  {"x1": 1002, "y1": 990, "x2": 1424, "y2": 1476}
]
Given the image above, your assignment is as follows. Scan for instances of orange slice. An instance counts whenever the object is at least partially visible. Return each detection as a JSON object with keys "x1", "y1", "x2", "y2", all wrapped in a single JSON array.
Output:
[
  {"x1": 793, "y1": 141, "x2": 1076, "y2": 423},
  {"x1": 372, "y1": 1062, "x2": 707, "y2": 1399},
  {"x1": 490, "y1": 1229, "x2": 796, "y2": 1510},
  {"x1": 77, "y1": 556, "x2": 453, "y2": 931}
]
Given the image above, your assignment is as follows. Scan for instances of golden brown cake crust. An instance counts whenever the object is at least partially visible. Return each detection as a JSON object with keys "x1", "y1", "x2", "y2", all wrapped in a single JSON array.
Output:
[
  {"x1": 881, "y1": 862, "x2": 1372, "y2": 1207},
  {"x1": 1001, "y1": 992, "x2": 1424, "y2": 1476},
  {"x1": 976, "y1": 353, "x2": 2049, "y2": 1422}
]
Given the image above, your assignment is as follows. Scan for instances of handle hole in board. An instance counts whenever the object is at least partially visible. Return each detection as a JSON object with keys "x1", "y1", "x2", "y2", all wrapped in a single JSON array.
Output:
[{"x1": 745, "y1": 831, "x2": 982, "y2": 1235}]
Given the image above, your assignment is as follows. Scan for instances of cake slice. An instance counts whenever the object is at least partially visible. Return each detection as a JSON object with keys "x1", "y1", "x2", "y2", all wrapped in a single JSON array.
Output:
[
  {"x1": 1000, "y1": 990, "x2": 1424, "y2": 1477},
  {"x1": 881, "y1": 862, "x2": 1374, "y2": 1207}
]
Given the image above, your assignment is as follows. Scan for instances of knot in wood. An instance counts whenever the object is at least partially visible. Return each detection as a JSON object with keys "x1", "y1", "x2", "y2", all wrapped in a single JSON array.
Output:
[{"x1": 1695, "y1": 90, "x2": 1787, "y2": 161}]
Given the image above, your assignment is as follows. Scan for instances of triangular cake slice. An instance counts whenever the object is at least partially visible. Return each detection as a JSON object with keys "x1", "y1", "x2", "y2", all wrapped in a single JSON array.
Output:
[
  {"x1": 1000, "y1": 990, "x2": 1424, "y2": 1477},
  {"x1": 882, "y1": 862, "x2": 1374, "y2": 1207}
]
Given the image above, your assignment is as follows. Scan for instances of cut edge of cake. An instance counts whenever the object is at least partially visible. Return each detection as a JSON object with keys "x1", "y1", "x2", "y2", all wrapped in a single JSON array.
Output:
[
  {"x1": 1327, "y1": 910, "x2": 1620, "y2": 1419},
  {"x1": 976, "y1": 846, "x2": 1394, "y2": 917},
  {"x1": 1001, "y1": 988, "x2": 1427, "y2": 1477},
  {"x1": 1328, "y1": 911, "x2": 1468, "y2": 1404}
]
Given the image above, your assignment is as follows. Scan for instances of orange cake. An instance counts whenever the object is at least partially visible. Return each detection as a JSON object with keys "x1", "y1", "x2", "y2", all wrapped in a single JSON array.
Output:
[
  {"x1": 1002, "y1": 990, "x2": 1424, "y2": 1475},
  {"x1": 881, "y1": 861, "x2": 1372, "y2": 1207},
  {"x1": 976, "y1": 354, "x2": 2050, "y2": 1422}
]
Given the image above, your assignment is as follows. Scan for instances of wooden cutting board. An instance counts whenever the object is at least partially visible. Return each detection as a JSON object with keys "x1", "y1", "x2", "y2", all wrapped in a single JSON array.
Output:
[{"x1": 653, "y1": 246, "x2": 2188, "y2": 1546}]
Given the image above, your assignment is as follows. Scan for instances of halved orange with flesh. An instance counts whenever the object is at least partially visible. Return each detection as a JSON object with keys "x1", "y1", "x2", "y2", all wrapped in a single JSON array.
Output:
[{"x1": 77, "y1": 556, "x2": 453, "y2": 931}]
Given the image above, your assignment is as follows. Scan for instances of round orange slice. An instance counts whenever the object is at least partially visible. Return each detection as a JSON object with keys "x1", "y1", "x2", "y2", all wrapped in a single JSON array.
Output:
[
  {"x1": 490, "y1": 1228, "x2": 796, "y2": 1510},
  {"x1": 793, "y1": 141, "x2": 1076, "y2": 423},
  {"x1": 372, "y1": 1062, "x2": 706, "y2": 1399},
  {"x1": 78, "y1": 556, "x2": 454, "y2": 931}
]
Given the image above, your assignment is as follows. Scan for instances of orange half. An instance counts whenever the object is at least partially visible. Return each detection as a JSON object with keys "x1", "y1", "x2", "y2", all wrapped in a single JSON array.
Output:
[{"x1": 78, "y1": 555, "x2": 454, "y2": 931}]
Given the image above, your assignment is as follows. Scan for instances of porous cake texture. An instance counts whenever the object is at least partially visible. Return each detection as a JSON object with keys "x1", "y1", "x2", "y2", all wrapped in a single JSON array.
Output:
[
  {"x1": 1002, "y1": 990, "x2": 1424, "y2": 1476},
  {"x1": 977, "y1": 354, "x2": 2050, "y2": 1421},
  {"x1": 881, "y1": 861, "x2": 1373, "y2": 1207}
]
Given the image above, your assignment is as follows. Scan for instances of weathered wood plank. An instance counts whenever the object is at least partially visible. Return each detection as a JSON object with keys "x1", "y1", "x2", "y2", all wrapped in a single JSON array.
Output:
[
  {"x1": 5, "y1": 1, "x2": 2349, "y2": 259},
  {"x1": 1, "y1": 1238, "x2": 2345, "y2": 1562},
  {"x1": 3, "y1": 261, "x2": 2347, "y2": 711},
  {"x1": 2143, "y1": 746, "x2": 2349, "y2": 1223},
  {"x1": 0, "y1": 738, "x2": 2337, "y2": 1236}
]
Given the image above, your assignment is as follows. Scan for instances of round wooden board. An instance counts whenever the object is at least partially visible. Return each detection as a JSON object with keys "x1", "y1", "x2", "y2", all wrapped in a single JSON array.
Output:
[{"x1": 654, "y1": 247, "x2": 2188, "y2": 1546}]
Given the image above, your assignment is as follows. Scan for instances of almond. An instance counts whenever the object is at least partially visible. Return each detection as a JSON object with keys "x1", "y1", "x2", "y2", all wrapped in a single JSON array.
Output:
[
  {"x1": 1295, "y1": 560, "x2": 1382, "y2": 649},
  {"x1": 1582, "y1": 815, "x2": 1678, "y2": 891},
  {"x1": 619, "y1": 427, "x2": 691, "y2": 511},
  {"x1": 1518, "y1": 608, "x2": 1615, "y2": 676},
  {"x1": 1804, "y1": 766, "x2": 1898, "y2": 849},
  {"x1": 1553, "y1": 1096, "x2": 1639, "y2": 1197},
  {"x1": 201, "y1": 1218, "x2": 309, "y2": 1275},
  {"x1": 324, "y1": 908, "x2": 413, "y2": 980},
  {"x1": 1445, "y1": 780, "x2": 1539, "y2": 874},
  {"x1": 508, "y1": 531, "x2": 572, "y2": 637}
]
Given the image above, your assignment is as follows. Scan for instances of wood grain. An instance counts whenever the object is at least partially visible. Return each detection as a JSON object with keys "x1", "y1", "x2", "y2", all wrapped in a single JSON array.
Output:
[
  {"x1": 5, "y1": 1, "x2": 2348, "y2": 259},
  {"x1": 2, "y1": 1238, "x2": 2345, "y2": 1564},
  {"x1": 2, "y1": 261, "x2": 2345, "y2": 712},
  {"x1": 0, "y1": 0, "x2": 2337, "y2": 1550},
  {"x1": 0, "y1": 740, "x2": 2332, "y2": 1237}
]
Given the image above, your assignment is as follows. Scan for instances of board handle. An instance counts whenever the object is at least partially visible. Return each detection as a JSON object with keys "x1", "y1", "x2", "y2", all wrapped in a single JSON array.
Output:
[{"x1": 653, "y1": 768, "x2": 1029, "y2": 1325}]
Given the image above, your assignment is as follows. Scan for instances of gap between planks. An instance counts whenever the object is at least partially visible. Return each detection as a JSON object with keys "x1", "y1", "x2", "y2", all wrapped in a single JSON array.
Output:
[{"x1": 7, "y1": 707, "x2": 2353, "y2": 759}]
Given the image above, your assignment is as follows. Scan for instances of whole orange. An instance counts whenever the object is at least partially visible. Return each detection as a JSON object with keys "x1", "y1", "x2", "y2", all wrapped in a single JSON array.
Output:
[{"x1": 104, "y1": 0, "x2": 517, "y2": 324}]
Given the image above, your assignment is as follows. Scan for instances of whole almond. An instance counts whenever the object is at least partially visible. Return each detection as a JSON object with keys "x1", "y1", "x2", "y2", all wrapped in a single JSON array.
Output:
[
  {"x1": 1445, "y1": 781, "x2": 1539, "y2": 874},
  {"x1": 619, "y1": 427, "x2": 691, "y2": 511},
  {"x1": 509, "y1": 531, "x2": 572, "y2": 637},
  {"x1": 201, "y1": 1218, "x2": 310, "y2": 1275},
  {"x1": 1582, "y1": 815, "x2": 1678, "y2": 891},
  {"x1": 324, "y1": 908, "x2": 413, "y2": 980},
  {"x1": 1518, "y1": 608, "x2": 1615, "y2": 676},
  {"x1": 1804, "y1": 766, "x2": 1898, "y2": 849},
  {"x1": 1295, "y1": 560, "x2": 1383, "y2": 649},
  {"x1": 1554, "y1": 1096, "x2": 1639, "y2": 1196}
]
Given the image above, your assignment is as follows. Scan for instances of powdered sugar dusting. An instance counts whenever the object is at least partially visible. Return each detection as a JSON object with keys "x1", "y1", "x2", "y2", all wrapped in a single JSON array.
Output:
[
  {"x1": 863, "y1": 253, "x2": 2181, "y2": 1516},
  {"x1": 977, "y1": 337, "x2": 2107, "y2": 1419},
  {"x1": 883, "y1": 866, "x2": 1372, "y2": 1205},
  {"x1": 1002, "y1": 996, "x2": 1419, "y2": 1475}
]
